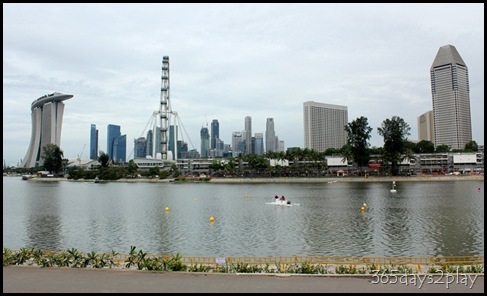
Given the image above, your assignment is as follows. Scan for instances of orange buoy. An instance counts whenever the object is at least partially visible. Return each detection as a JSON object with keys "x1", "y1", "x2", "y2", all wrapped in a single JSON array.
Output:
[
  {"x1": 209, "y1": 216, "x2": 215, "y2": 222},
  {"x1": 360, "y1": 206, "x2": 366, "y2": 212}
]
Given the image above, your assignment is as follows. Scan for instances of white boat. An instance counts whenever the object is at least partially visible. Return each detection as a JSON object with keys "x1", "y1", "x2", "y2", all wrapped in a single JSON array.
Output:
[
  {"x1": 21, "y1": 174, "x2": 34, "y2": 180},
  {"x1": 265, "y1": 200, "x2": 299, "y2": 206}
]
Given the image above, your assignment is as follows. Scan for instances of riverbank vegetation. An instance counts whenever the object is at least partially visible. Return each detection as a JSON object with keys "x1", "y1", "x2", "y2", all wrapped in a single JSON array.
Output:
[{"x1": 3, "y1": 247, "x2": 484, "y2": 275}]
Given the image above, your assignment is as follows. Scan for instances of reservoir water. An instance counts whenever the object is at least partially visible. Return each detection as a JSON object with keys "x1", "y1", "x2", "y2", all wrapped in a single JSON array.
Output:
[{"x1": 3, "y1": 177, "x2": 484, "y2": 257}]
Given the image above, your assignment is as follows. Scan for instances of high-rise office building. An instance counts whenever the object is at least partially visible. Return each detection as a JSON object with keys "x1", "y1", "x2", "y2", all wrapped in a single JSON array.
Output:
[
  {"x1": 107, "y1": 124, "x2": 126, "y2": 162},
  {"x1": 254, "y1": 133, "x2": 264, "y2": 155},
  {"x1": 107, "y1": 124, "x2": 121, "y2": 160},
  {"x1": 418, "y1": 111, "x2": 434, "y2": 143},
  {"x1": 244, "y1": 116, "x2": 252, "y2": 154},
  {"x1": 134, "y1": 137, "x2": 147, "y2": 158},
  {"x1": 20, "y1": 92, "x2": 73, "y2": 168},
  {"x1": 168, "y1": 125, "x2": 178, "y2": 160},
  {"x1": 210, "y1": 119, "x2": 219, "y2": 150},
  {"x1": 265, "y1": 118, "x2": 276, "y2": 152},
  {"x1": 303, "y1": 101, "x2": 348, "y2": 152},
  {"x1": 90, "y1": 124, "x2": 98, "y2": 160},
  {"x1": 113, "y1": 135, "x2": 126, "y2": 163},
  {"x1": 232, "y1": 131, "x2": 243, "y2": 156},
  {"x1": 430, "y1": 45, "x2": 472, "y2": 150},
  {"x1": 146, "y1": 127, "x2": 161, "y2": 158},
  {"x1": 200, "y1": 126, "x2": 210, "y2": 158}
]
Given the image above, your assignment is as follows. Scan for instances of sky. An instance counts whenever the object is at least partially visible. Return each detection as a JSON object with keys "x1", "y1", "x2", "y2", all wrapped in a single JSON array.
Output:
[{"x1": 3, "y1": 3, "x2": 484, "y2": 167}]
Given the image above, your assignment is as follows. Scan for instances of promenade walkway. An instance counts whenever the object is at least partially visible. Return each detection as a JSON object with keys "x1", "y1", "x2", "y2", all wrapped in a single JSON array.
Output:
[{"x1": 3, "y1": 266, "x2": 484, "y2": 293}]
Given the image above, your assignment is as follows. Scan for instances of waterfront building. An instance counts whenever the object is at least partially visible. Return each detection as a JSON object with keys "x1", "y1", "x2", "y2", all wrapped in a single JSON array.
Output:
[
  {"x1": 303, "y1": 101, "x2": 348, "y2": 152},
  {"x1": 430, "y1": 45, "x2": 472, "y2": 150},
  {"x1": 20, "y1": 92, "x2": 73, "y2": 168}
]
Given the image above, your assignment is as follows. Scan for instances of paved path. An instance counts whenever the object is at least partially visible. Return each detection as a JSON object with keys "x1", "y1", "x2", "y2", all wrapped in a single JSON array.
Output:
[{"x1": 3, "y1": 266, "x2": 484, "y2": 293}]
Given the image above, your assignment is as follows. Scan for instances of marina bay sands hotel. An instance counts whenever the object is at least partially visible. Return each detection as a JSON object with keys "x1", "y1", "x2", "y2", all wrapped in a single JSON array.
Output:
[{"x1": 20, "y1": 92, "x2": 73, "y2": 168}]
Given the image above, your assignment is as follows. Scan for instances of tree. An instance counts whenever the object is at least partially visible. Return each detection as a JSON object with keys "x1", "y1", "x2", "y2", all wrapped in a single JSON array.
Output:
[
  {"x1": 415, "y1": 140, "x2": 435, "y2": 153},
  {"x1": 41, "y1": 144, "x2": 64, "y2": 174},
  {"x1": 435, "y1": 144, "x2": 450, "y2": 153},
  {"x1": 377, "y1": 116, "x2": 411, "y2": 176},
  {"x1": 98, "y1": 151, "x2": 110, "y2": 168},
  {"x1": 344, "y1": 116, "x2": 373, "y2": 174},
  {"x1": 464, "y1": 140, "x2": 479, "y2": 152},
  {"x1": 127, "y1": 159, "x2": 138, "y2": 177}
]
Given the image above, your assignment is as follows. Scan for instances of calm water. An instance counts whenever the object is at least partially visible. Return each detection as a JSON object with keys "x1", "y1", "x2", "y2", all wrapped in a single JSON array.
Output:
[{"x1": 3, "y1": 177, "x2": 484, "y2": 257}]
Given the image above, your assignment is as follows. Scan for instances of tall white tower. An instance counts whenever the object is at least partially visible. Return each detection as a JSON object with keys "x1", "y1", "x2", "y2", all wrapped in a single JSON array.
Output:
[{"x1": 159, "y1": 56, "x2": 170, "y2": 160}]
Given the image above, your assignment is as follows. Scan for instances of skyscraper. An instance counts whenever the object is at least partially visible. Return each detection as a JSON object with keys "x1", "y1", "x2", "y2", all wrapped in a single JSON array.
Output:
[
  {"x1": 430, "y1": 45, "x2": 472, "y2": 150},
  {"x1": 254, "y1": 133, "x2": 264, "y2": 155},
  {"x1": 303, "y1": 101, "x2": 348, "y2": 152},
  {"x1": 417, "y1": 111, "x2": 434, "y2": 143},
  {"x1": 232, "y1": 131, "x2": 243, "y2": 157},
  {"x1": 107, "y1": 124, "x2": 126, "y2": 162},
  {"x1": 90, "y1": 124, "x2": 98, "y2": 160},
  {"x1": 244, "y1": 116, "x2": 252, "y2": 155},
  {"x1": 265, "y1": 118, "x2": 276, "y2": 152},
  {"x1": 134, "y1": 137, "x2": 147, "y2": 158},
  {"x1": 20, "y1": 92, "x2": 73, "y2": 168},
  {"x1": 200, "y1": 126, "x2": 210, "y2": 158},
  {"x1": 113, "y1": 135, "x2": 126, "y2": 163},
  {"x1": 146, "y1": 127, "x2": 162, "y2": 158},
  {"x1": 168, "y1": 125, "x2": 178, "y2": 160},
  {"x1": 210, "y1": 119, "x2": 219, "y2": 150}
]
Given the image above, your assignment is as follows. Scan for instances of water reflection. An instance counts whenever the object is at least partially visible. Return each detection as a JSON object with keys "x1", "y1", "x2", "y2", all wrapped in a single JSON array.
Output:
[
  {"x1": 25, "y1": 182, "x2": 62, "y2": 250},
  {"x1": 3, "y1": 177, "x2": 484, "y2": 257}
]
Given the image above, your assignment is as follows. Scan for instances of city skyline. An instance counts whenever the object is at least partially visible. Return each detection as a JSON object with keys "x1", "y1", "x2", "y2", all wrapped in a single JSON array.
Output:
[{"x1": 3, "y1": 4, "x2": 484, "y2": 166}]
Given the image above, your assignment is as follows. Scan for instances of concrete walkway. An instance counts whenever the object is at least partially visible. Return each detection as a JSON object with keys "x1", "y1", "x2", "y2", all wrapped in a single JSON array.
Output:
[{"x1": 3, "y1": 266, "x2": 483, "y2": 293}]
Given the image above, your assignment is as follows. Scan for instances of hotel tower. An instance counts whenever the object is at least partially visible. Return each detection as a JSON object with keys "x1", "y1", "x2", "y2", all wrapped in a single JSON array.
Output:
[{"x1": 20, "y1": 92, "x2": 73, "y2": 168}]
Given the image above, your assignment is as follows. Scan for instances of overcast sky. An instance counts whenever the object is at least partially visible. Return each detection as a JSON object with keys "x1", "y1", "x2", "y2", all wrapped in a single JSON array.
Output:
[{"x1": 3, "y1": 3, "x2": 484, "y2": 166}]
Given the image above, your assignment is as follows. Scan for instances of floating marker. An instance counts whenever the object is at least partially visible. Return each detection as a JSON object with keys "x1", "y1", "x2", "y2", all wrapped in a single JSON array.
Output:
[
  {"x1": 165, "y1": 207, "x2": 170, "y2": 212},
  {"x1": 209, "y1": 216, "x2": 215, "y2": 222},
  {"x1": 360, "y1": 206, "x2": 366, "y2": 212}
]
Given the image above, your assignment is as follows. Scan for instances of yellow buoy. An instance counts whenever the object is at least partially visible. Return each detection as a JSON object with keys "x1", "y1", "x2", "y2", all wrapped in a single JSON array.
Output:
[
  {"x1": 165, "y1": 207, "x2": 170, "y2": 212},
  {"x1": 362, "y1": 202, "x2": 367, "y2": 208},
  {"x1": 209, "y1": 216, "x2": 215, "y2": 222}
]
